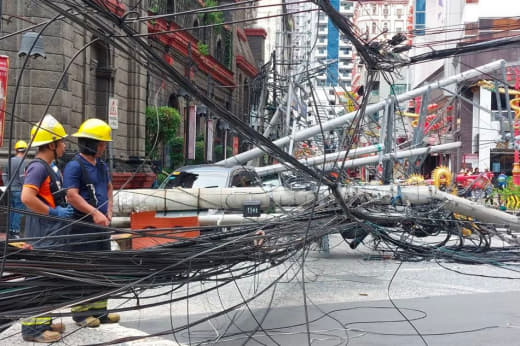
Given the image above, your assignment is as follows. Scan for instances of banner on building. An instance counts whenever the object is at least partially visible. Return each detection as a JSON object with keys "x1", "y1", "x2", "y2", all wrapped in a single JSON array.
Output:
[
  {"x1": 0, "y1": 55, "x2": 9, "y2": 147},
  {"x1": 463, "y1": 153, "x2": 479, "y2": 170},
  {"x1": 232, "y1": 136, "x2": 239, "y2": 156},
  {"x1": 188, "y1": 105, "x2": 196, "y2": 160}
]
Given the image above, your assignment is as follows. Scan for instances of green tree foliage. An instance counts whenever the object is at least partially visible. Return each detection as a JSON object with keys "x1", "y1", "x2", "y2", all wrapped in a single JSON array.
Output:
[
  {"x1": 170, "y1": 136, "x2": 205, "y2": 168},
  {"x1": 492, "y1": 177, "x2": 520, "y2": 200},
  {"x1": 186, "y1": 140, "x2": 205, "y2": 165},
  {"x1": 214, "y1": 144, "x2": 232, "y2": 161},
  {"x1": 197, "y1": 42, "x2": 209, "y2": 56},
  {"x1": 170, "y1": 136, "x2": 184, "y2": 169},
  {"x1": 200, "y1": 0, "x2": 224, "y2": 26},
  {"x1": 145, "y1": 106, "x2": 181, "y2": 161},
  {"x1": 148, "y1": 0, "x2": 159, "y2": 13}
]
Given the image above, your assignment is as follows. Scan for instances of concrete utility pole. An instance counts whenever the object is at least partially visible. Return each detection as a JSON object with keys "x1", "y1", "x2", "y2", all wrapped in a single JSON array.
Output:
[
  {"x1": 113, "y1": 143, "x2": 458, "y2": 216},
  {"x1": 255, "y1": 144, "x2": 384, "y2": 176},
  {"x1": 407, "y1": 86, "x2": 430, "y2": 175},
  {"x1": 381, "y1": 97, "x2": 395, "y2": 184},
  {"x1": 113, "y1": 187, "x2": 317, "y2": 215},
  {"x1": 285, "y1": 75, "x2": 294, "y2": 140},
  {"x1": 339, "y1": 184, "x2": 520, "y2": 231},
  {"x1": 297, "y1": 142, "x2": 461, "y2": 173},
  {"x1": 338, "y1": 142, "x2": 461, "y2": 170},
  {"x1": 218, "y1": 60, "x2": 505, "y2": 167}
]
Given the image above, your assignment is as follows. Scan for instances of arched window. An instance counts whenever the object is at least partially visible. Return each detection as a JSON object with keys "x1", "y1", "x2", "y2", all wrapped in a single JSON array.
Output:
[
  {"x1": 372, "y1": 22, "x2": 377, "y2": 34},
  {"x1": 168, "y1": 93, "x2": 179, "y2": 109},
  {"x1": 166, "y1": 0, "x2": 175, "y2": 13},
  {"x1": 91, "y1": 40, "x2": 113, "y2": 121},
  {"x1": 193, "y1": 18, "x2": 200, "y2": 40},
  {"x1": 201, "y1": 14, "x2": 209, "y2": 43},
  {"x1": 215, "y1": 38, "x2": 224, "y2": 62}
]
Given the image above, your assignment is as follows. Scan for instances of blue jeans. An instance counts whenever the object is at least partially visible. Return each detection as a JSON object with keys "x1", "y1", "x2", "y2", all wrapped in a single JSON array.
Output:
[{"x1": 9, "y1": 190, "x2": 24, "y2": 235}]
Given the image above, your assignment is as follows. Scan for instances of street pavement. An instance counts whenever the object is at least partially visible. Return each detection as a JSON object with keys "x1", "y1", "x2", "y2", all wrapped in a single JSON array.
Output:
[{"x1": 2, "y1": 234, "x2": 520, "y2": 345}]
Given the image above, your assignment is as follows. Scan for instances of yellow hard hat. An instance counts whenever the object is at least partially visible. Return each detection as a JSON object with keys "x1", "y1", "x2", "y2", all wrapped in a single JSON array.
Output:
[
  {"x1": 14, "y1": 140, "x2": 28, "y2": 151},
  {"x1": 72, "y1": 118, "x2": 112, "y2": 142},
  {"x1": 30, "y1": 114, "x2": 68, "y2": 147}
]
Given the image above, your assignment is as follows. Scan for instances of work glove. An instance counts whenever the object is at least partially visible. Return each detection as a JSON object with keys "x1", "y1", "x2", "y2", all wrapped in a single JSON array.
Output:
[{"x1": 49, "y1": 205, "x2": 74, "y2": 219}]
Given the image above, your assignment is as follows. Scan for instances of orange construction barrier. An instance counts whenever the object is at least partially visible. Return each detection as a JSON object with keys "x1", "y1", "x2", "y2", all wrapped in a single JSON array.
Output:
[{"x1": 130, "y1": 211, "x2": 200, "y2": 250}]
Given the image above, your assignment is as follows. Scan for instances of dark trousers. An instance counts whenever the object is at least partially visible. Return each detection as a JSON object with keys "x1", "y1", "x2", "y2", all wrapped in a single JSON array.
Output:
[
  {"x1": 69, "y1": 214, "x2": 110, "y2": 321},
  {"x1": 21, "y1": 317, "x2": 52, "y2": 337},
  {"x1": 9, "y1": 190, "x2": 24, "y2": 235},
  {"x1": 68, "y1": 215, "x2": 110, "y2": 252}
]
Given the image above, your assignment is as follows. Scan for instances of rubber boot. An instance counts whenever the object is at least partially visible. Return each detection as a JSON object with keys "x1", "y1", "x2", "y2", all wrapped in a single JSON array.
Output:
[
  {"x1": 22, "y1": 330, "x2": 61, "y2": 343},
  {"x1": 75, "y1": 316, "x2": 100, "y2": 328},
  {"x1": 99, "y1": 313, "x2": 120, "y2": 324},
  {"x1": 50, "y1": 322, "x2": 65, "y2": 333}
]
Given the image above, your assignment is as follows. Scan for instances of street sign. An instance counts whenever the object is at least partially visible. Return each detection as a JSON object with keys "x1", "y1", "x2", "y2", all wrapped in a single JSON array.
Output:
[
  {"x1": 0, "y1": 56, "x2": 9, "y2": 147},
  {"x1": 108, "y1": 97, "x2": 119, "y2": 129}
]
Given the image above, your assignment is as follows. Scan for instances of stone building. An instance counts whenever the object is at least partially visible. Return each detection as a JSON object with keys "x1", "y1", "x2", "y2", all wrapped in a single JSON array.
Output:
[
  {"x1": 0, "y1": 1, "x2": 147, "y2": 164},
  {"x1": 0, "y1": 0, "x2": 263, "y2": 169}
]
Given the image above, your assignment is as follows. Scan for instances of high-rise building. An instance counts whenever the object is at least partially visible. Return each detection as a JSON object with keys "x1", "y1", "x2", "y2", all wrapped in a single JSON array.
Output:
[
  {"x1": 352, "y1": 0, "x2": 410, "y2": 102},
  {"x1": 303, "y1": 1, "x2": 356, "y2": 126},
  {"x1": 312, "y1": 1, "x2": 355, "y2": 90}
]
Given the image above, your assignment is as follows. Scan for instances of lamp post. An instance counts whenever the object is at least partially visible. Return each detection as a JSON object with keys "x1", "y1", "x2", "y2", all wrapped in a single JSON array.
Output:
[
  {"x1": 218, "y1": 119, "x2": 230, "y2": 160},
  {"x1": 18, "y1": 32, "x2": 46, "y2": 59},
  {"x1": 197, "y1": 104, "x2": 209, "y2": 162},
  {"x1": 179, "y1": 88, "x2": 191, "y2": 165}
]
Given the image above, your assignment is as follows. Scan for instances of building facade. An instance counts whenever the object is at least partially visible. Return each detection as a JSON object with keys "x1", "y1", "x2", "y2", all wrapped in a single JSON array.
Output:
[
  {"x1": 352, "y1": 0, "x2": 410, "y2": 101},
  {"x1": 0, "y1": 1, "x2": 147, "y2": 163},
  {"x1": 407, "y1": 0, "x2": 520, "y2": 173},
  {"x1": 0, "y1": 0, "x2": 262, "y2": 169}
]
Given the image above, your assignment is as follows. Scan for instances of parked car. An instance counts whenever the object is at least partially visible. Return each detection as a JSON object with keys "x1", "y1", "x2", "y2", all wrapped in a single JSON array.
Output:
[{"x1": 159, "y1": 164, "x2": 262, "y2": 189}]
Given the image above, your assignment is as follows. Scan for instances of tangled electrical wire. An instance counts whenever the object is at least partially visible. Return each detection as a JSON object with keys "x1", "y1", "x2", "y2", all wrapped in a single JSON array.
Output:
[
  {"x1": 339, "y1": 194, "x2": 520, "y2": 265},
  {"x1": 2, "y1": 1, "x2": 520, "y2": 345},
  {"x1": 0, "y1": 199, "x2": 348, "y2": 324}
]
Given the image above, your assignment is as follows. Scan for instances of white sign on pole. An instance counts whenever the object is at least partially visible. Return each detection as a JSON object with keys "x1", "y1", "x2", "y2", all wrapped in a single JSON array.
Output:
[{"x1": 108, "y1": 97, "x2": 119, "y2": 129}]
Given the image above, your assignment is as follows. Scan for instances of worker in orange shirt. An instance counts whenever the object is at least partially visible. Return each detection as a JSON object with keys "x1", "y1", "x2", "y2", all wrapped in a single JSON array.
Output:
[{"x1": 20, "y1": 114, "x2": 73, "y2": 342}]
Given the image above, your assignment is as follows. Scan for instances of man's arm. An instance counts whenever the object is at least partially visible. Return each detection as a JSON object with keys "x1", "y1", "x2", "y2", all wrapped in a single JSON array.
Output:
[
  {"x1": 67, "y1": 188, "x2": 109, "y2": 226},
  {"x1": 21, "y1": 186, "x2": 51, "y2": 215}
]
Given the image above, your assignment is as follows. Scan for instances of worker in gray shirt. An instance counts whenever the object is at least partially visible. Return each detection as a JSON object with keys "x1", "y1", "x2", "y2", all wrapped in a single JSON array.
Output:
[{"x1": 2, "y1": 140, "x2": 29, "y2": 237}]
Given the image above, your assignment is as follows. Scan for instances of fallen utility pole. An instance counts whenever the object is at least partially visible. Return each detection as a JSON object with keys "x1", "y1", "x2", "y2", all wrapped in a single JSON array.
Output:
[
  {"x1": 256, "y1": 142, "x2": 460, "y2": 176},
  {"x1": 338, "y1": 142, "x2": 461, "y2": 169},
  {"x1": 218, "y1": 60, "x2": 504, "y2": 167},
  {"x1": 339, "y1": 184, "x2": 520, "y2": 231},
  {"x1": 255, "y1": 144, "x2": 384, "y2": 176},
  {"x1": 113, "y1": 187, "x2": 316, "y2": 216}
]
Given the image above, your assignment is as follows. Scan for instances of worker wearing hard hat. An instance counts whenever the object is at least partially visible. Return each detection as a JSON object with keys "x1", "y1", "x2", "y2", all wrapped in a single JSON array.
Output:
[
  {"x1": 64, "y1": 118, "x2": 120, "y2": 327},
  {"x1": 20, "y1": 114, "x2": 73, "y2": 342},
  {"x1": 2, "y1": 140, "x2": 29, "y2": 238}
]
